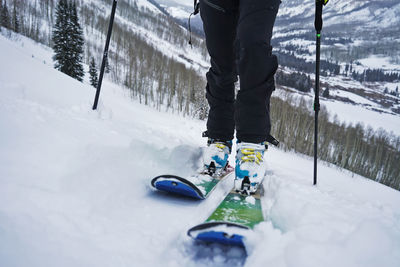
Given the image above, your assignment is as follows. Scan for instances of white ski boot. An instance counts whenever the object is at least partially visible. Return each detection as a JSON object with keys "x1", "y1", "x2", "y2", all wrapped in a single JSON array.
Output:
[
  {"x1": 234, "y1": 141, "x2": 267, "y2": 194},
  {"x1": 202, "y1": 138, "x2": 232, "y2": 175}
]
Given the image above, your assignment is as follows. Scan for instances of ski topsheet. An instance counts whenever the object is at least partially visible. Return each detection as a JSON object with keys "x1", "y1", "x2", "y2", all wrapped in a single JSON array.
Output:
[
  {"x1": 151, "y1": 166, "x2": 233, "y2": 199},
  {"x1": 187, "y1": 185, "x2": 264, "y2": 246}
]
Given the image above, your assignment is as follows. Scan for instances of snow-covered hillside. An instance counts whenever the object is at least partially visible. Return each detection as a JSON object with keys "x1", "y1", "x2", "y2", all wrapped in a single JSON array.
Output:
[
  {"x1": 275, "y1": 0, "x2": 400, "y2": 29},
  {"x1": 1, "y1": 30, "x2": 400, "y2": 267},
  {"x1": 274, "y1": 75, "x2": 400, "y2": 134},
  {"x1": 163, "y1": 0, "x2": 400, "y2": 34}
]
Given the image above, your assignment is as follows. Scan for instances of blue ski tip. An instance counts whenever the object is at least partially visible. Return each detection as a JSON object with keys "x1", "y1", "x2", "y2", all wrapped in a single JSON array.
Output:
[
  {"x1": 153, "y1": 179, "x2": 204, "y2": 199},
  {"x1": 188, "y1": 222, "x2": 249, "y2": 247},
  {"x1": 196, "y1": 231, "x2": 245, "y2": 247}
]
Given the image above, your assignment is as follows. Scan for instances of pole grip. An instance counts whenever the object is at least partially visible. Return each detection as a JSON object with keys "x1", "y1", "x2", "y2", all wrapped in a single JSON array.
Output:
[{"x1": 315, "y1": 0, "x2": 323, "y2": 32}]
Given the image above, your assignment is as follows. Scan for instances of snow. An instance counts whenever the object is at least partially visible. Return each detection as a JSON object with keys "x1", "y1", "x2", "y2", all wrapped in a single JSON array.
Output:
[
  {"x1": 329, "y1": 89, "x2": 378, "y2": 106},
  {"x1": 136, "y1": 0, "x2": 163, "y2": 14},
  {"x1": 275, "y1": 86, "x2": 400, "y2": 135},
  {"x1": 377, "y1": 4, "x2": 400, "y2": 28},
  {"x1": 358, "y1": 55, "x2": 400, "y2": 71},
  {"x1": 1, "y1": 32, "x2": 400, "y2": 267},
  {"x1": 165, "y1": 6, "x2": 191, "y2": 19},
  {"x1": 247, "y1": 148, "x2": 400, "y2": 267},
  {"x1": 322, "y1": 99, "x2": 400, "y2": 133},
  {"x1": 245, "y1": 196, "x2": 256, "y2": 205}
]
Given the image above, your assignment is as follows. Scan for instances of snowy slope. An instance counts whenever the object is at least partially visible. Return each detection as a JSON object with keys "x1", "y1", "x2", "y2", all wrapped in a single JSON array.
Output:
[
  {"x1": 1, "y1": 34, "x2": 400, "y2": 267},
  {"x1": 274, "y1": 81, "x2": 400, "y2": 135}
]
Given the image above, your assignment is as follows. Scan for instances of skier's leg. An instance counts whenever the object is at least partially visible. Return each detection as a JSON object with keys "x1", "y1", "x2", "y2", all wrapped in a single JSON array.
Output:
[
  {"x1": 234, "y1": 0, "x2": 280, "y2": 193},
  {"x1": 235, "y1": 0, "x2": 281, "y2": 143},
  {"x1": 200, "y1": 0, "x2": 239, "y2": 141}
]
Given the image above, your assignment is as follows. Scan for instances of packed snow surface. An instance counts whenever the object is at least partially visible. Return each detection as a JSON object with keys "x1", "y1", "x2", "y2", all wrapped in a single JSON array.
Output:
[{"x1": 1, "y1": 34, "x2": 400, "y2": 267}]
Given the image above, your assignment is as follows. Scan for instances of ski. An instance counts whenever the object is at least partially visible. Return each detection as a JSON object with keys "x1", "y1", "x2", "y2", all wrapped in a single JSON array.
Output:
[
  {"x1": 151, "y1": 165, "x2": 234, "y2": 200},
  {"x1": 187, "y1": 184, "x2": 264, "y2": 246}
]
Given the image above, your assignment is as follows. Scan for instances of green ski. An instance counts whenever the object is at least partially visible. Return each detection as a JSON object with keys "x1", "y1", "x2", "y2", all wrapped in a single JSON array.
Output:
[{"x1": 187, "y1": 185, "x2": 264, "y2": 246}]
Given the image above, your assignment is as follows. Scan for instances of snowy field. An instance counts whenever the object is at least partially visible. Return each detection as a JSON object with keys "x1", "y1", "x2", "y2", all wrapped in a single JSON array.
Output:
[{"x1": 1, "y1": 34, "x2": 400, "y2": 267}]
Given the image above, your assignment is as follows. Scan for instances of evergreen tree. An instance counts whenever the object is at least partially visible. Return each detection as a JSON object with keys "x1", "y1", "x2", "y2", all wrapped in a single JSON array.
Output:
[
  {"x1": 89, "y1": 57, "x2": 98, "y2": 88},
  {"x1": 12, "y1": 1, "x2": 19, "y2": 33},
  {"x1": 1, "y1": 0, "x2": 10, "y2": 29},
  {"x1": 52, "y1": 0, "x2": 85, "y2": 82},
  {"x1": 323, "y1": 87, "x2": 330, "y2": 98},
  {"x1": 67, "y1": 1, "x2": 84, "y2": 81},
  {"x1": 52, "y1": 0, "x2": 69, "y2": 74},
  {"x1": 105, "y1": 57, "x2": 111, "y2": 73},
  {"x1": 0, "y1": 0, "x2": 2, "y2": 32}
]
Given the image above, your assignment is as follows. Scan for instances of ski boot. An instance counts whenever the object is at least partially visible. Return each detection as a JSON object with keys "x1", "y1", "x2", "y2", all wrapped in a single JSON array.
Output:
[
  {"x1": 202, "y1": 138, "x2": 232, "y2": 175},
  {"x1": 234, "y1": 141, "x2": 267, "y2": 194}
]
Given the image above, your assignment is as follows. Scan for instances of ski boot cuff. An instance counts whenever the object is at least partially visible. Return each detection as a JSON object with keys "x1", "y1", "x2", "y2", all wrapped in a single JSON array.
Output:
[
  {"x1": 207, "y1": 138, "x2": 232, "y2": 153},
  {"x1": 203, "y1": 131, "x2": 232, "y2": 153},
  {"x1": 236, "y1": 140, "x2": 268, "y2": 151}
]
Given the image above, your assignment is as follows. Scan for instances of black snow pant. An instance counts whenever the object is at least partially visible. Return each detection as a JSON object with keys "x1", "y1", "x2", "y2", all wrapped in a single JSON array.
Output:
[{"x1": 200, "y1": 0, "x2": 280, "y2": 143}]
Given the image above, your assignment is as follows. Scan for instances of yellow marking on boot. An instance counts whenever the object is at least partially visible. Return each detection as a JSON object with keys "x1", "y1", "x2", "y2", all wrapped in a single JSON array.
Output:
[
  {"x1": 215, "y1": 144, "x2": 226, "y2": 150},
  {"x1": 241, "y1": 148, "x2": 255, "y2": 155},
  {"x1": 256, "y1": 152, "x2": 263, "y2": 162},
  {"x1": 240, "y1": 149, "x2": 263, "y2": 165}
]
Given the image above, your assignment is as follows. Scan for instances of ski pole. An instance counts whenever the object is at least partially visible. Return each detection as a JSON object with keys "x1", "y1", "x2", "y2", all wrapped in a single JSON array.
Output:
[
  {"x1": 92, "y1": 0, "x2": 118, "y2": 110},
  {"x1": 313, "y1": 0, "x2": 328, "y2": 185}
]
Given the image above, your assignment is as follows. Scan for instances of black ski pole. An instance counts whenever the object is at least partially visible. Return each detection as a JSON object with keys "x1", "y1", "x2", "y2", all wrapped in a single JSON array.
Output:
[
  {"x1": 313, "y1": 0, "x2": 328, "y2": 185},
  {"x1": 92, "y1": 0, "x2": 118, "y2": 110}
]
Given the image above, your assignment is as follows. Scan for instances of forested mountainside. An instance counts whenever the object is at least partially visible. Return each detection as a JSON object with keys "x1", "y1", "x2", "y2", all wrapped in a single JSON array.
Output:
[{"x1": 5, "y1": 0, "x2": 209, "y2": 118}]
